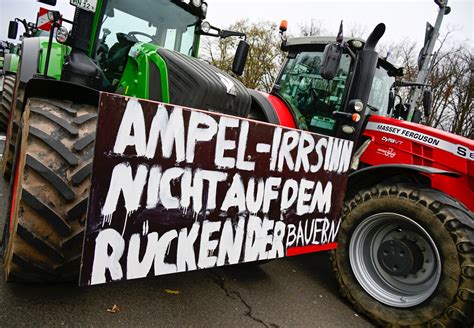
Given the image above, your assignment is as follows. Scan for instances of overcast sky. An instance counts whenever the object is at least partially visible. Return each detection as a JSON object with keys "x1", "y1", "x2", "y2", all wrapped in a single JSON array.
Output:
[{"x1": 1, "y1": 0, "x2": 472, "y2": 49}]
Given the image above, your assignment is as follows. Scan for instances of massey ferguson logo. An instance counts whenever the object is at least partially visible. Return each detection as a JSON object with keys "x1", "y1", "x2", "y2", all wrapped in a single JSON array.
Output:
[
  {"x1": 366, "y1": 122, "x2": 474, "y2": 161},
  {"x1": 376, "y1": 124, "x2": 440, "y2": 146}
]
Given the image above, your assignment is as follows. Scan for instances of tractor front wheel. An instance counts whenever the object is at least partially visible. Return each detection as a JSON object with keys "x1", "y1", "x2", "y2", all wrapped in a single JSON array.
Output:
[
  {"x1": 333, "y1": 183, "x2": 474, "y2": 327},
  {"x1": 3, "y1": 97, "x2": 97, "y2": 281}
]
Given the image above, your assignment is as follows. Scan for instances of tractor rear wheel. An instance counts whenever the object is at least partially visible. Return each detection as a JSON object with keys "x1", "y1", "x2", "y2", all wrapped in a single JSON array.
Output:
[
  {"x1": 0, "y1": 75, "x2": 15, "y2": 132},
  {"x1": 333, "y1": 183, "x2": 474, "y2": 327},
  {"x1": 3, "y1": 97, "x2": 97, "y2": 282}
]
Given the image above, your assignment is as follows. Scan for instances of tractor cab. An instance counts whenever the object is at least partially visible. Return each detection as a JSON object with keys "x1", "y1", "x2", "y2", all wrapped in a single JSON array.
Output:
[
  {"x1": 273, "y1": 37, "x2": 357, "y2": 135},
  {"x1": 93, "y1": 0, "x2": 206, "y2": 78},
  {"x1": 54, "y1": 0, "x2": 206, "y2": 88},
  {"x1": 273, "y1": 35, "x2": 403, "y2": 136},
  {"x1": 42, "y1": 0, "x2": 251, "y2": 114},
  {"x1": 96, "y1": 0, "x2": 205, "y2": 56}
]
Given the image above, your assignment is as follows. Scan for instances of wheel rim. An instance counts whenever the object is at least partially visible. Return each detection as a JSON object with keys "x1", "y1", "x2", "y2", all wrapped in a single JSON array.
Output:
[{"x1": 349, "y1": 212, "x2": 441, "y2": 308}]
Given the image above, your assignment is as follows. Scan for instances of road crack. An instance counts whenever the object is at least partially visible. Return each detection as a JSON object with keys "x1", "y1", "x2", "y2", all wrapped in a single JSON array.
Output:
[{"x1": 208, "y1": 271, "x2": 279, "y2": 328}]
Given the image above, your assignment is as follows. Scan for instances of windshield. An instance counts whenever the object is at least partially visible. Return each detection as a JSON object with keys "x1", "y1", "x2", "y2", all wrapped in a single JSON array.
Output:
[
  {"x1": 97, "y1": 0, "x2": 200, "y2": 56},
  {"x1": 367, "y1": 66, "x2": 395, "y2": 116},
  {"x1": 275, "y1": 51, "x2": 352, "y2": 135}
]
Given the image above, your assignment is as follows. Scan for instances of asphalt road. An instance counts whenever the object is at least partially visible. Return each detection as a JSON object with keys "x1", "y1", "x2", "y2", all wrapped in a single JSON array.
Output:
[{"x1": 0, "y1": 135, "x2": 373, "y2": 327}]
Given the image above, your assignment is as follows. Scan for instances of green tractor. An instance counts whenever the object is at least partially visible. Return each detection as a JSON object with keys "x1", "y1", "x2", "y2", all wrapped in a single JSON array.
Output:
[
  {"x1": 0, "y1": 1, "x2": 248, "y2": 180},
  {"x1": 3, "y1": 0, "x2": 250, "y2": 281},
  {"x1": 1, "y1": 19, "x2": 40, "y2": 133},
  {"x1": 1, "y1": 15, "x2": 69, "y2": 175},
  {"x1": 0, "y1": 41, "x2": 19, "y2": 132}
]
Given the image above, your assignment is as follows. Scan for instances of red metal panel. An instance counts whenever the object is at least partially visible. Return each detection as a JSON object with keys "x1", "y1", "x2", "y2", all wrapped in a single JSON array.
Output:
[
  {"x1": 361, "y1": 115, "x2": 474, "y2": 211},
  {"x1": 266, "y1": 94, "x2": 296, "y2": 129}
]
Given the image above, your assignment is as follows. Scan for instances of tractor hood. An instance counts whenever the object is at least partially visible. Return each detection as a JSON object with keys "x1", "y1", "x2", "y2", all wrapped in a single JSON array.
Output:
[{"x1": 157, "y1": 48, "x2": 251, "y2": 118}]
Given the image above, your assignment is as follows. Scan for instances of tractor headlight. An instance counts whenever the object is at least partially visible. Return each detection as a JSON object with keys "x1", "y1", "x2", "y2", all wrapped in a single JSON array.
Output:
[
  {"x1": 56, "y1": 26, "x2": 69, "y2": 44},
  {"x1": 200, "y1": 21, "x2": 211, "y2": 33},
  {"x1": 201, "y1": 2, "x2": 208, "y2": 17},
  {"x1": 350, "y1": 99, "x2": 364, "y2": 112},
  {"x1": 192, "y1": 0, "x2": 202, "y2": 7},
  {"x1": 342, "y1": 125, "x2": 355, "y2": 134},
  {"x1": 350, "y1": 40, "x2": 364, "y2": 49}
]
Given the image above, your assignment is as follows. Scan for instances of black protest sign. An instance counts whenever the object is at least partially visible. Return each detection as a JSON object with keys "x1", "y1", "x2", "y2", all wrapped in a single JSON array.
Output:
[{"x1": 79, "y1": 93, "x2": 353, "y2": 286}]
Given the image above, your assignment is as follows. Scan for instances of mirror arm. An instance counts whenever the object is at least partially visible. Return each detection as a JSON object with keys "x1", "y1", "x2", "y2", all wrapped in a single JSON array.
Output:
[
  {"x1": 199, "y1": 31, "x2": 220, "y2": 38},
  {"x1": 342, "y1": 42, "x2": 356, "y2": 59},
  {"x1": 219, "y1": 30, "x2": 246, "y2": 40},
  {"x1": 199, "y1": 30, "x2": 246, "y2": 40},
  {"x1": 61, "y1": 17, "x2": 74, "y2": 25},
  {"x1": 15, "y1": 18, "x2": 29, "y2": 31}
]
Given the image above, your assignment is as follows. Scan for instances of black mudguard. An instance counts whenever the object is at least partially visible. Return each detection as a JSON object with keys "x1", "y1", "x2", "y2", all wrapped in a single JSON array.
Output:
[
  {"x1": 23, "y1": 78, "x2": 100, "y2": 111},
  {"x1": 347, "y1": 164, "x2": 460, "y2": 195},
  {"x1": 247, "y1": 89, "x2": 280, "y2": 125}
]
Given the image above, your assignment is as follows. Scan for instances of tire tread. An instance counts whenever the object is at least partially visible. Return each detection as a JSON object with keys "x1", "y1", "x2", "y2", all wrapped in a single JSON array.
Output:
[{"x1": 4, "y1": 98, "x2": 97, "y2": 282}]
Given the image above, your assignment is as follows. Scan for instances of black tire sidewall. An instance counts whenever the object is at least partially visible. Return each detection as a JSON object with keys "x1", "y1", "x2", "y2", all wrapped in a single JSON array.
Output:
[{"x1": 335, "y1": 185, "x2": 461, "y2": 326}]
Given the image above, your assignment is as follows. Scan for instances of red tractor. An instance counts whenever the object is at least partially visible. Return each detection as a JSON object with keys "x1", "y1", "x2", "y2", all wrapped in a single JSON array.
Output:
[
  {"x1": 245, "y1": 13, "x2": 473, "y2": 328},
  {"x1": 1, "y1": 0, "x2": 471, "y2": 326}
]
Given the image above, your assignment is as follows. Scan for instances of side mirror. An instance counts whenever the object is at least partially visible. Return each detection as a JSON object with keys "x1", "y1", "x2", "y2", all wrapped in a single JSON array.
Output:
[
  {"x1": 320, "y1": 44, "x2": 342, "y2": 80},
  {"x1": 422, "y1": 89, "x2": 432, "y2": 117},
  {"x1": 219, "y1": 30, "x2": 246, "y2": 39},
  {"x1": 8, "y1": 21, "x2": 18, "y2": 39},
  {"x1": 37, "y1": 0, "x2": 57, "y2": 5},
  {"x1": 232, "y1": 40, "x2": 249, "y2": 76}
]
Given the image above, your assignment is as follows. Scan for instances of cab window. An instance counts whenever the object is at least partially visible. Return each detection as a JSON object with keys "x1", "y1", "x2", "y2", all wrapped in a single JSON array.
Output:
[{"x1": 276, "y1": 51, "x2": 352, "y2": 135}]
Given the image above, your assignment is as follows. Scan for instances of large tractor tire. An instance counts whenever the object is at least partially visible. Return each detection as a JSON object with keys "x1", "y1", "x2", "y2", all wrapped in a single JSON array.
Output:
[
  {"x1": 3, "y1": 97, "x2": 97, "y2": 282},
  {"x1": 333, "y1": 183, "x2": 474, "y2": 327},
  {"x1": 0, "y1": 75, "x2": 15, "y2": 132}
]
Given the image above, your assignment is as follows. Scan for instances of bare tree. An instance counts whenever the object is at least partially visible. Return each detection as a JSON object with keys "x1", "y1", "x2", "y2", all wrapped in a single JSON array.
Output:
[
  {"x1": 378, "y1": 40, "x2": 418, "y2": 80},
  {"x1": 427, "y1": 45, "x2": 473, "y2": 137},
  {"x1": 200, "y1": 19, "x2": 285, "y2": 92},
  {"x1": 298, "y1": 19, "x2": 326, "y2": 37},
  {"x1": 379, "y1": 29, "x2": 472, "y2": 138},
  {"x1": 299, "y1": 20, "x2": 368, "y2": 39},
  {"x1": 347, "y1": 22, "x2": 368, "y2": 38}
]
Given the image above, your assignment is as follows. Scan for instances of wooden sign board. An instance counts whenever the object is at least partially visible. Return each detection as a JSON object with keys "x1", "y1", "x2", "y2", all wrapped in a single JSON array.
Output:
[{"x1": 79, "y1": 93, "x2": 353, "y2": 286}]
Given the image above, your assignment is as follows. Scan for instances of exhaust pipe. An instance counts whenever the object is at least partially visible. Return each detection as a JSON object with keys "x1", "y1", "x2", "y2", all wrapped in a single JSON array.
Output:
[
  {"x1": 364, "y1": 23, "x2": 386, "y2": 51},
  {"x1": 336, "y1": 23, "x2": 385, "y2": 142}
]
